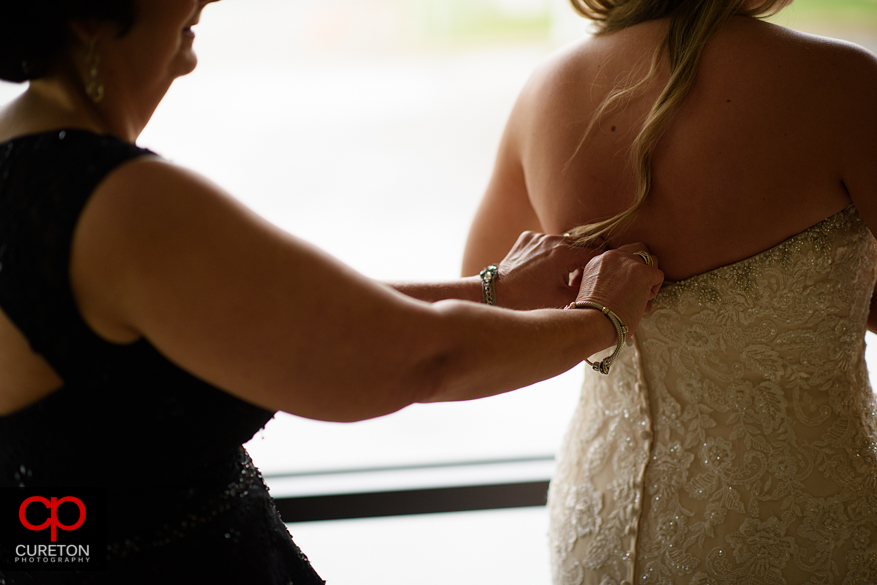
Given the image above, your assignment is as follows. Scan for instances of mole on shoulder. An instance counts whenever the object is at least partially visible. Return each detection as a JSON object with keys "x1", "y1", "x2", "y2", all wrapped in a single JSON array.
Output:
[{"x1": 611, "y1": 125, "x2": 616, "y2": 132}]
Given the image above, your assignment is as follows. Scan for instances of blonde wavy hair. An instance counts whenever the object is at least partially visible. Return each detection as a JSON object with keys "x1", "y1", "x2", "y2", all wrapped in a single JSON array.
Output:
[{"x1": 565, "y1": 0, "x2": 789, "y2": 247}]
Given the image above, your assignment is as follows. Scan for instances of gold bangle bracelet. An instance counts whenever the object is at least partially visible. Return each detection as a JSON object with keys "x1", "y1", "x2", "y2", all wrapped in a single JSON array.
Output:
[{"x1": 564, "y1": 301, "x2": 628, "y2": 375}]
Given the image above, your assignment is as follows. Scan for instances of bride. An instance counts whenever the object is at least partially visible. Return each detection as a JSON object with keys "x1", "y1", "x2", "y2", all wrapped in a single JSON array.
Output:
[{"x1": 462, "y1": 0, "x2": 877, "y2": 583}]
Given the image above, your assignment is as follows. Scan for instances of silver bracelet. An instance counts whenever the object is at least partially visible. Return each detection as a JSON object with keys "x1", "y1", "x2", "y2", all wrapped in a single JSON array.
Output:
[
  {"x1": 564, "y1": 301, "x2": 628, "y2": 375},
  {"x1": 479, "y1": 264, "x2": 499, "y2": 305}
]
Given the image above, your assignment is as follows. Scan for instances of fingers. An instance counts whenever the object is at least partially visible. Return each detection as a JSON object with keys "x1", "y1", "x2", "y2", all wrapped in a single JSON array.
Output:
[
  {"x1": 612, "y1": 243, "x2": 663, "y2": 280},
  {"x1": 615, "y1": 242, "x2": 659, "y2": 271},
  {"x1": 574, "y1": 246, "x2": 665, "y2": 338},
  {"x1": 614, "y1": 242, "x2": 648, "y2": 254},
  {"x1": 614, "y1": 243, "x2": 663, "y2": 302},
  {"x1": 495, "y1": 231, "x2": 605, "y2": 310},
  {"x1": 493, "y1": 231, "x2": 651, "y2": 311},
  {"x1": 563, "y1": 246, "x2": 601, "y2": 274}
]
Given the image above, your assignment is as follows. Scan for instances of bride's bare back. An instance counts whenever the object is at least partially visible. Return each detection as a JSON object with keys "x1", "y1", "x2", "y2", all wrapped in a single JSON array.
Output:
[{"x1": 464, "y1": 16, "x2": 877, "y2": 284}]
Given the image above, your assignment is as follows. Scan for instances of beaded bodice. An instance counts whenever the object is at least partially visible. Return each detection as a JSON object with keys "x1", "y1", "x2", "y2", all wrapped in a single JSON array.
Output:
[{"x1": 548, "y1": 205, "x2": 877, "y2": 585}]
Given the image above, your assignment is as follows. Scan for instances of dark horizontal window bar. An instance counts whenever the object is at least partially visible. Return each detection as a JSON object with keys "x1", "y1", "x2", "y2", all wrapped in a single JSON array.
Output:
[
  {"x1": 262, "y1": 455, "x2": 556, "y2": 480},
  {"x1": 275, "y1": 480, "x2": 550, "y2": 523}
]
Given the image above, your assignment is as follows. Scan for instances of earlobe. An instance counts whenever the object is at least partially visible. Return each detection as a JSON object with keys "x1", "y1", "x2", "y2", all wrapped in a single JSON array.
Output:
[{"x1": 66, "y1": 20, "x2": 111, "y2": 104}]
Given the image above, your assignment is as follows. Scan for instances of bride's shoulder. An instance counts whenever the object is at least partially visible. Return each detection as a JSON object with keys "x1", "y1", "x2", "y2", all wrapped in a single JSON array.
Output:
[
  {"x1": 787, "y1": 25, "x2": 877, "y2": 110},
  {"x1": 805, "y1": 31, "x2": 877, "y2": 87},
  {"x1": 711, "y1": 17, "x2": 877, "y2": 109},
  {"x1": 746, "y1": 17, "x2": 877, "y2": 78},
  {"x1": 535, "y1": 19, "x2": 668, "y2": 75},
  {"x1": 517, "y1": 22, "x2": 667, "y2": 114}
]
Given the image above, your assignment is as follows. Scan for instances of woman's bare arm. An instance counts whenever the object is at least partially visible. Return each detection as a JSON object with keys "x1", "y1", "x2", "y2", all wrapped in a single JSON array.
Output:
[
  {"x1": 461, "y1": 70, "x2": 544, "y2": 277},
  {"x1": 832, "y1": 45, "x2": 877, "y2": 332},
  {"x1": 395, "y1": 231, "x2": 599, "y2": 309},
  {"x1": 70, "y1": 159, "x2": 662, "y2": 423},
  {"x1": 388, "y1": 278, "x2": 481, "y2": 304}
]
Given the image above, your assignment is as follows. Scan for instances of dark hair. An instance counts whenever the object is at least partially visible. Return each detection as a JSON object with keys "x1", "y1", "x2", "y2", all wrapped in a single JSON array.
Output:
[{"x1": 0, "y1": 0, "x2": 136, "y2": 82}]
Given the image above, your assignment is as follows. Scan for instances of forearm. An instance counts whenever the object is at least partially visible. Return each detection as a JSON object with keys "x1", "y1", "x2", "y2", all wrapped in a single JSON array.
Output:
[
  {"x1": 414, "y1": 300, "x2": 617, "y2": 404},
  {"x1": 388, "y1": 277, "x2": 482, "y2": 304}
]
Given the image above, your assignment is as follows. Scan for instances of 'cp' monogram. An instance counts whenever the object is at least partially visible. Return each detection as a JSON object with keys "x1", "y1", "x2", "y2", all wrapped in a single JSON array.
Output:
[{"x1": 19, "y1": 496, "x2": 86, "y2": 542}]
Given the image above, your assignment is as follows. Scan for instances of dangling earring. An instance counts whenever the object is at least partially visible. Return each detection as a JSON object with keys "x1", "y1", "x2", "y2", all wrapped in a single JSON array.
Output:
[{"x1": 84, "y1": 37, "x2": 105, "y2": 103}]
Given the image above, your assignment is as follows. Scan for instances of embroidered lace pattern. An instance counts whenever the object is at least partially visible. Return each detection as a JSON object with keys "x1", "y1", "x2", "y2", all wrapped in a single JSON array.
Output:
[{"x1": 548, "y1": 205, "x2": 877, "y2": 585}]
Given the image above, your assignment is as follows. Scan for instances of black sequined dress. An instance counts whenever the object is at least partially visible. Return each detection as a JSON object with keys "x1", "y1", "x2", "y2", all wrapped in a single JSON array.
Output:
[{"x1": 0, "y1": 130, "x2": 325, "y2": 585}]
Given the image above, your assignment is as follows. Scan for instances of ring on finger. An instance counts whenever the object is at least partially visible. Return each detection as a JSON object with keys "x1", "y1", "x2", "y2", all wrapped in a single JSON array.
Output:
[{"x1": 634, "y1": 251, "x2": 654, "y2": 266}]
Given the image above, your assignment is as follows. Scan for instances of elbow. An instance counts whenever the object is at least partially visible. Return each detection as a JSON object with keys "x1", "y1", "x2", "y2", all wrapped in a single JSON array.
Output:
[
  {"x1": 409, "y1": 348, "x2": 459, "y2": 404},
  {"x1": 407, "y1": 300, "x2": 477, "y2": 404},
  {"x1": 308, "y1": 351, "x2": 460, "y2": 424},
  {"x1": 300, "y1": 301, "x2": 473, "y2": 422},
  {"x1": 323, "y1": 353, "x2": 456, "y2": 423}
]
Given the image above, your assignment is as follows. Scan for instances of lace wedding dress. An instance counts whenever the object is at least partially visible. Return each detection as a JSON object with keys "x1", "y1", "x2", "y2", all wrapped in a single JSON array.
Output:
[{"x1": 548, "y1": 205, "x2": 877, "y2": 585}]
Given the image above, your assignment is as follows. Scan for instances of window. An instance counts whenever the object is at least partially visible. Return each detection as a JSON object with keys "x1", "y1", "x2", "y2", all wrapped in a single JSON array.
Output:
[{"x1": 2, "y1": 1, "x2": 874, "y2": 583}]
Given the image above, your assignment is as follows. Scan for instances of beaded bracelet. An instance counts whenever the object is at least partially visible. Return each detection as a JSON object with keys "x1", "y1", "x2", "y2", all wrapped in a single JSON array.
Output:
[
  {"x1": 479, "y1": 264, "x2": 499, "y2": 305},
  {"x1": 564, "y1": 301, "x2": 628, "y2": 375}
]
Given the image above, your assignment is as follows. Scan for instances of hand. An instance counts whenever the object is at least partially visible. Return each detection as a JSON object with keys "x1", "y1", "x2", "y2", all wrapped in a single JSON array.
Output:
[
  {"x1": 575, "y1": 243, "x2": 664, "y2": 339},
  {"x1": 493, "y1": 231, "x2": 601, "y2": 310}
]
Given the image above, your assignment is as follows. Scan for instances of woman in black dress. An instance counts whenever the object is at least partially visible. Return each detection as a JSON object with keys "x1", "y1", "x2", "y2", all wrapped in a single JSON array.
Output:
[{"x1": 0, "y1": 0, "x2": 663, "y2": 583}]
